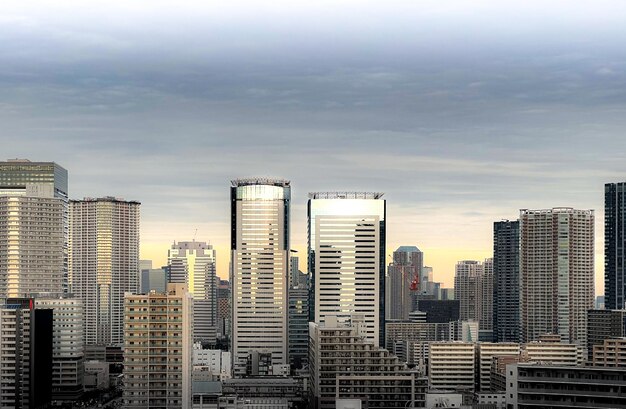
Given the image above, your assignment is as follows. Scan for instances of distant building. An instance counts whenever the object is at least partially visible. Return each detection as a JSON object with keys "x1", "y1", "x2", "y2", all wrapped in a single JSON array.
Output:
[
  {"x1": 193, "y1": 343, "x2": 232, "y2": 379},
  {"x1": 288, "y1": 286, "x2": 309, "y2": 369},
  {"x1": 476, "y1": 343, "x2": 520, "y2": 392},
  {"x1": 0, "y1": 159, "x2": 68, "y2": 298},
  {"x1": 168, "y1": 240, "x2": 218, "y2": 344},
  {"x1": 520, "y1": 208, "x2": 594, "y2": 346},
  {"x1": 455, "y1": 259, "x2": 492, "y2": 337},
  {"x1": 522, "y1": 341, "x2": 582, "y2": 366},
  {"x1": 123, "y1": 284, "x2": 193, "y2": 408},
  {"x1": 69, "y1": 197, "x2": 140, "y2": 346},
  {"x1": 592, "y1": 338, "x2": 626, "y2": 367},
  {"x1": 417, "y1": 299, "x2": 460, "y2": 323},
  {"x1": 428, "y1": 342, "x2": 476, "y2": 391},
  {"x1": 386, "y1": 246, "x2": 423, "y2": 320},
  {"x1": 140, "y1": 259, "x2": 168, "y2": 293},
  {"x1": 605, "y1": 183, "x2": 626, "y2": 310},
  {"x1": 309, "y1": 192, "x2": 386, "y2": 347},
  {"x1": 216, "y1": 280, "x2": 231, "y2": 338},
  {"x1": 493, "y1": 220, "x2": 521, "y2": 343}
]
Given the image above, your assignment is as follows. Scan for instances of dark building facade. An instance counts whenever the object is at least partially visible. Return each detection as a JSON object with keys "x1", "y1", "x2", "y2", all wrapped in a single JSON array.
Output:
[
  {"x1": 605, "y1": 182, "x2": 626, "y2": 310},
  {"x1": 587, "y1": 309, "x2": 626, "y2": 361},
  {"x1": 493, "y1": 220, "x2": 520, "y2": 343},
  {"x1": 416, "y1": 300, "x2": 460, "y2": 323}
]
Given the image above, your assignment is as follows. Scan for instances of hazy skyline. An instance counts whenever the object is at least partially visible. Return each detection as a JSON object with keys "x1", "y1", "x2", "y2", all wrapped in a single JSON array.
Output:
[{"x1": 3, "y1": 1, "x2": 626, "y2": 292}]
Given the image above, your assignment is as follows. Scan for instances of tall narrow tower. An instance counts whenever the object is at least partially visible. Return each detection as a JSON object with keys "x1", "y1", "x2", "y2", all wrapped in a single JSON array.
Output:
[
  {"x1": 308, "y1": 192, "x2": 386, "y2": 347},
  {"x1": 493, "y1": 220, "x2": 520, "y2": 343},
  {"x1": 168, "y1": 240, "x2": 217, "y2": 344},
  {"x1": 0, "y1": 159, "x2": 68, "y2": 298},
  {"x1": 230, "y1": 178, "x2": 290, "y2": 376},
  {"x1": 69, "y1": 197, "x2": 140, "y2": 346},
  {"x1": 520, "y1": 208, "x2": 594, "y2": 345},
  {"x1": 605, "y1": 183, "x2": 626, "y2": 310}
]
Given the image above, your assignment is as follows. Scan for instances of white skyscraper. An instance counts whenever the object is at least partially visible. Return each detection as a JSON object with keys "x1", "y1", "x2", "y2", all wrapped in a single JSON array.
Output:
[
  {"x1": 69, "y1": 197, "x2": 140, "y2": 346},
  {"x1": 308, "y1": 192, "x2": 386, "y2": 347},
  {"x1": 0, "y1": 159, "x2": 68, "y2": 298},
  {"x1": 230, "y1": 178, "x2": 290, "y2": 376},
  {"x1": 168, "y1": 240, "x2": 218, "y2": 344},
  {"x1": 520, "y1": 208, "x2": 594, "y2": 346}
]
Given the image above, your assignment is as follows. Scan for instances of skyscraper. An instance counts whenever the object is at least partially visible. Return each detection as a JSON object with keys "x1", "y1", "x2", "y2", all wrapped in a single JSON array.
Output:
[
  {"x1": 69, "y1": 197, "x2": 140, "y2": 346},
  {"x1": 480, "y1": 257, "x2": 494, "y2": 341},
  {"x1": 605, "y1": 182, "x2": 626, "y2": 310},
  {"x1": 231, "y1": 178, "x2": 290, "y2": 376},
  {"x1": 168, "y1": 240, "x2": 218, "y2": 344},
  {"x1": 387, "y1": 245, "x2": 422, "y2": 321},
  {"x1": 308, "y1": 191, "x2": 386, "y2": 347},
  {"x1": 520, "y1": 208, "x2": 594, "y2": 345},
  {"x1": 454, "y1": 260, "x2": 482, "y2": 323},
  {"x1": 493, "y1": 220, "x2": 520, "y2": 343},
  {"x1": 0, "y1": 159, "x2": 68, "y2": 298}
]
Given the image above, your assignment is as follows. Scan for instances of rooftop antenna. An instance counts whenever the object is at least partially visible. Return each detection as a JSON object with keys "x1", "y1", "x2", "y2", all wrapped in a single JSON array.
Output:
[{"x1": 193, "y1": 228, "x2": 198, "y2": 241}]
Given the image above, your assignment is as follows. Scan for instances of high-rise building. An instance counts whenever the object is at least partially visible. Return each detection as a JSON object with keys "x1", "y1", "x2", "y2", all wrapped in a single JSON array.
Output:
[
  {"x1": 216, "y1": 279, "x2": 231, "y2": 338},
  {"x1": 0, "y1": 298, "x2": 54, "y2": 409},
  {"x1": 520, "y1": 208, "x2": 594, "y2": 346},
  {"x1": 123, "y1": 284, "x2": 193, "y2": 409},
  {"x1": 605, "y1": 183, "x2": 626, "y2": 310},
  {"x1": 34, "y1": 297, "x2": 84, "y2": 402},
  {"x1": 0, "y1": 159, "x2": 68, "y2": 298},
  {"x1": 416, "y1": 299, "x2": 460, "y2": 323},
  {"x1": 454, "y1": 260, "x2": 482, "y2": 323},
  {"x1": 480, "y1": 258, "x2": 494, "y2": 341},
  {"x1": 493, "y1": 220, "x2": 520, "y2": 343},
  {"x1": 387, "y1": 245, "x2": 422, "y2": 321},
  {"x1": 69, "y1": 197, "x2": 140, "y2": 346},
  {"x1": 308, "y1": 192, "x2": 386, "y2": 347},
  {"x1": 586, "y1": 309, "x2": 626, "y2": 361},
  {"x1": 168, "y1": 240, "x2": 217, "y2": 344},
  {"x1": 231, "y1": 178, "x2": 290, "y2": 376},
  {"x1": 288, "y1": 286, "x2": 309, "y2": 370}
]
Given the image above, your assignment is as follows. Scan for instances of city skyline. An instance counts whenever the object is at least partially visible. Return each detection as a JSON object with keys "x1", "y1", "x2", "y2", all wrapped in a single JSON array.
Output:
[{"x1": 3, "y1": 1, "x2": 626, "y2": 294}]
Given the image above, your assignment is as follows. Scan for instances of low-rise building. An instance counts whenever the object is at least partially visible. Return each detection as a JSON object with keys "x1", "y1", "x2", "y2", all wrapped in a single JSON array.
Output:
[
  {"x1": 84, "y1": 360, "x2": 110, "y2": 391},
  {"x1": 592, "y1": 337, "x2": 626, "y2": 367},
  {"x1": 476, "y1": 343, "x2": 520, "y2": 391},
  {"x1": 428, "y1": 342, "x2": 475, "y2": 391},
  {"x1": 522, "y1": 341, "x2": 582, "y2": 366}
]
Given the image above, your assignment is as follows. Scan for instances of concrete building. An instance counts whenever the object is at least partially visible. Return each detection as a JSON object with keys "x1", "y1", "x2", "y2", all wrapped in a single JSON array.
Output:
[
  {"x1": 231, "y1": 179, "x2": 290, "y2": 376},
  {"x1": 69, "y1": 197, "x2": 140, "y2": 346},
  {"x1": 216, "y1": 280, "x2": 230, "y2": 338},
  {"x1": 169, "y1": 240, "x2": 218, "y2": 344},
  {"x1": 0, "y1": 159, "x2": 68, "y2": 298},
  {"x1": 428, "y1": 342, "x2": 476, "y2": 391},
  {"x1": 386, "y1": 246, "x2": 422, "y2": 321},
  {"x1": 140, "y1": 259, "x2": 168, "y2": 293},
  {"x1": 587, "y1": 309, "x2": 626, "y2": 360},
  {"x1": 493, "y1": 220, "x2": 520, "y2": 343},
  {"x1": 480, "y1": 258, "x2": 493, "y2": 341},
  {"x1": 455, "y1": 260, "x2": 493, "y2": 338},
  {"x1": 309, "y1": 317, "x2": 426, "y2": 409},
  {"x1": 0, "y1": 298, "x2": 54, "y2": 409},
  {"x1": 308, "y1": 192, "x2": 386, "y2": 347},
  {"x1": 35, "y1": 297, "x2": 84, "y2": 402},
  {"x1": 416, "y1": 300, "x2": 460, "y2": 323},
  {"x1": 519, "y1": 208, "x2": 594, "y2": 346},
  {"x1": 193, "y1": 343, "x2": 232, "y2": 379},
  {"x1": 84, "y1": 360, "x2": 110, "y2": 391},
  {"x1": 593, "y1": 337, "x2": 626, "y2": 367},
  {"x1": 123, "y1": 284, "x2": 193, "y2": 409},
  {"x1": 522, "y1": 341, "x2": 582, "y2": 366},
  {"x1": 476, "y1": 343, "x2": 520, "y2": 392},
  {"x1": 288, "y1": 285, "x2": 309, "y2": 369},
  {"x1": 506, "y1": 364, "x2": 626, "y2": 408}
]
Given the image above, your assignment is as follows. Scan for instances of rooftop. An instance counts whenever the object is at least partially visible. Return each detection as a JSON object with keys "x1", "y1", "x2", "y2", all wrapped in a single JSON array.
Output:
[
  {"x1": 308, "y1": 192, "x2": 384, "y2": 199},
  {"x1": 231, "y1": 177, "x2": 290, "y2": 187}
]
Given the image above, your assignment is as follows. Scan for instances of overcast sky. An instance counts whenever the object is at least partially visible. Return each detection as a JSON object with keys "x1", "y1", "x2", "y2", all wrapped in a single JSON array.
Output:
[{"x1": 2, "y1": 1, "x2": 626, "y2": 293}]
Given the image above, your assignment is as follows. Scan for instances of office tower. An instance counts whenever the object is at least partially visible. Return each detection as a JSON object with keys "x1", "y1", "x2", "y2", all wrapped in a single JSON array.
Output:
[
  {"x1": 34, "y1": 297, "x2": 84, "y2": 402},
  {"x1": 69, "y1": 197, "x2": 140, "y2": 346},
  {"x1": 0, "y1": 299, "x2": 54, "y2": 409},
  {"x1": 586, "y1": 309, "x2": 626, "y2": 361},
  {"x1": 231, "y1": 178, "x2": 290, "y2": 376},
  {"x1": 520, "y1": 208, "x2": 594, "y2": 345},
  {"x1": 605, "y1": 183, "x2": 626, "y2": 310},
  {"x1": 428, "y1": 342, "x2": 476, "y2": 391},
  {"x1": 0, "y1": 159, "x2": 68, "y2": 298},
  {"x1": 309, "y1": 318, "x2": 427, "y2": 409},
  {"x1": 416, "y1": 299, "x2": 460, "y2": 323},
  {"x1": 476, "y1": 343, "x2": 520, "y2": 392},
  {"x1": 168, "y1": 240, "x2": 217, "y2": 344},
  {"x1": 123, "y1": 284, "x2": 193, "y2": 409},
  {"x1": 140, "y1": 267, "x2": 168, "y2": 293},
  {"x1": 455, "y1": 260, "x2": 483, "y2": 323},
  {"x1": 308, "y1": 192, "x2": 386, "y2": 347},
  {"x1": 288, "y1": 286, "x2": 309, "y2": 369},
  {"x1": 387, "y1": 245, "x2": 422, "y2": 321},
  {"x1": 480, "y1": 258, "x2": 494, "y2": 341},
  {"x1": 493, "y1": 220, "x2": 520, "y2": 343},
  {"x1": 216, "y1": 280, "x2": 231, "y2": 338}
]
